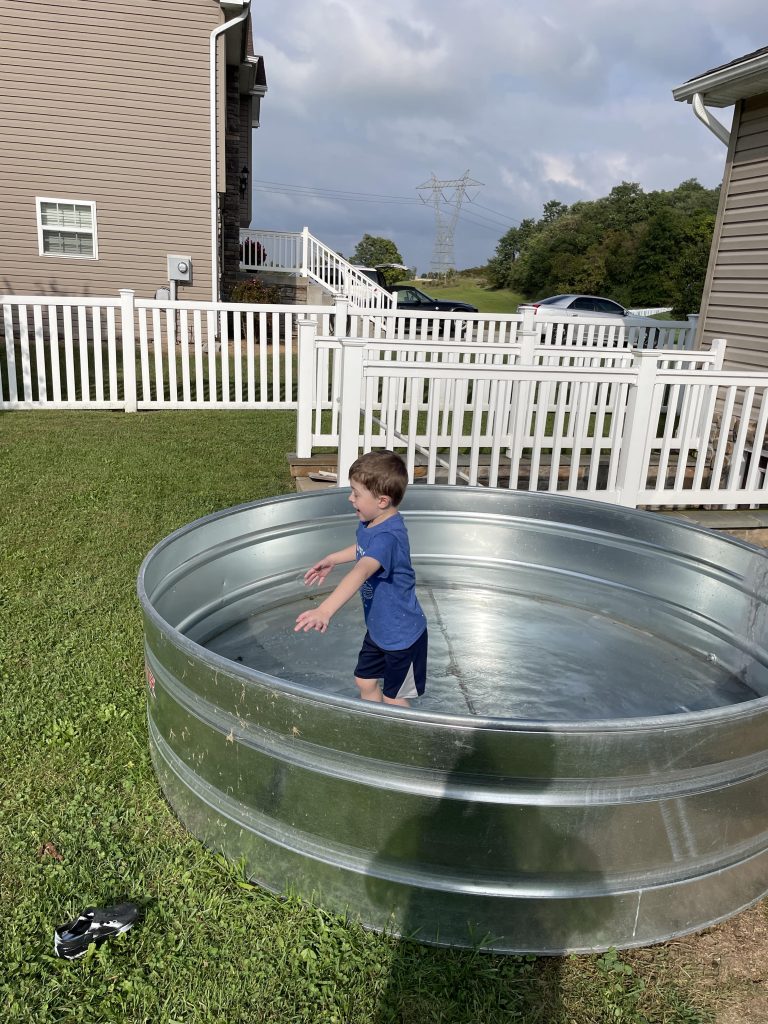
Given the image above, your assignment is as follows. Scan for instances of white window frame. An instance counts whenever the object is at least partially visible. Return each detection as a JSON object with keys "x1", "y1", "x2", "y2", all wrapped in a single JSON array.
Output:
[{"x1": 36, "y1": 197, "x2": 99, "y2": 260}]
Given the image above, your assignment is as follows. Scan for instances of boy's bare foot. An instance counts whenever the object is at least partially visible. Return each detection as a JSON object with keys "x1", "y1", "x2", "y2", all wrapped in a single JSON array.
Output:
[{"x1": 383, "y1": 696, "x2": 410, "y2": 707}]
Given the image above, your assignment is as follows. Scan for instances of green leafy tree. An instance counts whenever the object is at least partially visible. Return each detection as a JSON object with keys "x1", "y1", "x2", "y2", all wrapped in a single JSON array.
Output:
[
  {"x1": 350, "y1": 234, "x2": 406, "y2": 288},
  {"x1": 668, "y1": 212, "x2": 716, "y2": 317},
  {"x1": 486, "y1": 217, "x2": 544, "y2": 289},
  {"x1": 486, "y1": 180, "x2": 718, "y2": 309},
  {"x1": 540, "y1": 199, "x2": 568, "y2": 224}
]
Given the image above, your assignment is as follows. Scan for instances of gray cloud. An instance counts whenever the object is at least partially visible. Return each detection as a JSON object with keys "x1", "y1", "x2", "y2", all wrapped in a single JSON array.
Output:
[{"x1": 250, "y1": 0, "x2": 768, "y2": 272}]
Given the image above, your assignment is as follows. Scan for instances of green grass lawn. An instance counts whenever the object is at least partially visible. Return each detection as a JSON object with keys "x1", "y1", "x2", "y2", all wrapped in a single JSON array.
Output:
[
  {"x1": 397, "y1": 278, "x2": 525, "y2": 315},
  {"x1": 1, "y1": 411, "x2": 715, "y2": 1023}
]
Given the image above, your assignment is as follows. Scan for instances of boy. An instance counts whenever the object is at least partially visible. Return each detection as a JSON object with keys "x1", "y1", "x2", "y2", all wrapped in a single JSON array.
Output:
[{"x1": 295, "y1": 450, "x2": 427, "y2": 707}]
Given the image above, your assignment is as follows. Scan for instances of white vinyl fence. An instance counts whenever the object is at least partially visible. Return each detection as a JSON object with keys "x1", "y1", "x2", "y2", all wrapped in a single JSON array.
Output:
[
  {"x1": 7, "y1": 288, "x2": 766, "y2": 510},
  {"x1": 297, "y1": 309, "x2": 709, "y2": 456},
  {"x1": 293, "y1": 320, "x2": 768, "y2": 508},
  {"x1": 2, "y1": 294, "x2": 697, "y2": 413},
  {"x1": 1, "y1": 291, "x2": 339, "y2": 411}
]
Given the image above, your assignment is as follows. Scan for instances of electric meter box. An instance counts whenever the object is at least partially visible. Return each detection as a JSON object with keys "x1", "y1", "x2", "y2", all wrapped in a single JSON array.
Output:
[{"x1": 168, "y1": 255, "x2": 193, "y2": 283}]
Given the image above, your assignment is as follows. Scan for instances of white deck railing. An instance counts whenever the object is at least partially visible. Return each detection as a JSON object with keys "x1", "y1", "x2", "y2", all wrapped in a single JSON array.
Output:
[{"x1": 239, "y1": 227, "x2": 394, "y2": 310}]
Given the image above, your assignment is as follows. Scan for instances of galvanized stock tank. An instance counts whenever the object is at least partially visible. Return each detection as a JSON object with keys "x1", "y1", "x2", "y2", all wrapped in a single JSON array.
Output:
[{"x1": 138, "y1": 487, "x2": 768, "y2": 954}]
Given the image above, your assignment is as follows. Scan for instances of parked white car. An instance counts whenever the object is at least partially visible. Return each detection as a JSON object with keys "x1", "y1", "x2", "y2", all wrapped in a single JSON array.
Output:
[{"x1": 518, "y1": 294, "x2": 658, "y2": 325}]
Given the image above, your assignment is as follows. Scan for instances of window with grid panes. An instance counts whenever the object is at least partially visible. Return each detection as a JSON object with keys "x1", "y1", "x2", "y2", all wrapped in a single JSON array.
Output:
[{"x1": 36, "y1": 198, "x2": 98, "y2": 258}]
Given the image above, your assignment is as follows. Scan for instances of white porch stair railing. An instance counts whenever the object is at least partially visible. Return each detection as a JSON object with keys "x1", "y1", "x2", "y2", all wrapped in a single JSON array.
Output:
[{"x1": 239, "y1": 226, "x2": 394, "y2": 310}]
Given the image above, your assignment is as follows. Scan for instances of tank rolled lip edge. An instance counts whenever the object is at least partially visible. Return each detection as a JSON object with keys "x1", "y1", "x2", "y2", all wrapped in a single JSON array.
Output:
[{"x1": 136, "y1": 487, "x2": 768, "y2": 733}]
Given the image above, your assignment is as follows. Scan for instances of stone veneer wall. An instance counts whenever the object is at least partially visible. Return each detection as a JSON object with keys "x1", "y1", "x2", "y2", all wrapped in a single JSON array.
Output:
[{"x1": 220, "y1": 65, "x2": 243, "y2": 300}]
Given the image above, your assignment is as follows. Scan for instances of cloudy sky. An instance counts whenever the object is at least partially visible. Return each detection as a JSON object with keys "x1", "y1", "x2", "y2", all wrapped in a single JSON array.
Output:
[{"x1": 250, "y1": 0, "x2": 768, "y2": 274}]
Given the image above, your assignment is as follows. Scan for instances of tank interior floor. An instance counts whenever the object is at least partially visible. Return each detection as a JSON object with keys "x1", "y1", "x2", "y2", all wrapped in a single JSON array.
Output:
[{"x1": 203, "y1": 577, "x2": 759, "y2": 721}]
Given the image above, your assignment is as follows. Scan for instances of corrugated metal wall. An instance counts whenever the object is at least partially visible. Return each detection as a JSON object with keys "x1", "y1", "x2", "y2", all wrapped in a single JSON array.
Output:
[
  {"x1": 701, "y1": 95, "x2": 768, "y2": 369},
  {"x1": 0, "y1": 0, "x2": 224, "y2": 299}
]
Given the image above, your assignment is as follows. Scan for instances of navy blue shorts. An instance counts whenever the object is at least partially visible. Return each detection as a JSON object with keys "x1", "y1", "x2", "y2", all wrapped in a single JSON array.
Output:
[{"x1": 354, "y1": 629, "x2": 428, "y2": 700}]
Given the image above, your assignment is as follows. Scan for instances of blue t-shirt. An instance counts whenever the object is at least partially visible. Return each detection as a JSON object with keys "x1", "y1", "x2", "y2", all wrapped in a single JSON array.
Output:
[{"x1": 355, "y1": 512, "x2": 426, "y2": 651}]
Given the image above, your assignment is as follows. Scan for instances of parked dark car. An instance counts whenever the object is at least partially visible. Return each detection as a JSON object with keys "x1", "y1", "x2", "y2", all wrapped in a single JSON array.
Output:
[
  {"x1": 393, "y1": 285, "x2": 478, "y2": 315},
  {"x1": 391, "y1": 285, "x2": 478, "y2": 337}
]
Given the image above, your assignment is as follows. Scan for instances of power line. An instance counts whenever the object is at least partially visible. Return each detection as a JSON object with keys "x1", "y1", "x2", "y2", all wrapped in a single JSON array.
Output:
[
  {"x1": 251, "y1": 175, "x2": 517, "y2": 234},
  {"x1": 469, "y1": 200, "x2": 520, "y2": 226},
  {"x1": 252, "y1": 179, "x2": 423, "y2": 204},
  {"x1": 454, "y1": 209, "x2": 515, "y2": 233},
  {"x1": 252, "y1": 186, "x2": 421, "y2": 207},
  {"x1": 450, "y1": 206, "x2": 518, "y2": 231}
]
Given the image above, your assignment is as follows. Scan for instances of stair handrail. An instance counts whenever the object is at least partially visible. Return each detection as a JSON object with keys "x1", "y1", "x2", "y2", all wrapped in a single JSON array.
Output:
[
  {"x1": 302, "y1": 227, "x2": 394, "y2": 310},
  {"x1": 240, "y1": 226, "x2": 394, "y2": 309}
]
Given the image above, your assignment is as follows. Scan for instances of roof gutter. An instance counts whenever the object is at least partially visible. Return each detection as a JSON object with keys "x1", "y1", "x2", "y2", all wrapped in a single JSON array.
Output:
[
  {"x1": 210, "y1": 2, "x2": 252, "y2": 301},
  {"x1": 672, "y1": 50, "x2": 768, "y2": 107},
  {"x1": 691, "y1": 92, "x2": 731, "y2": 147}
]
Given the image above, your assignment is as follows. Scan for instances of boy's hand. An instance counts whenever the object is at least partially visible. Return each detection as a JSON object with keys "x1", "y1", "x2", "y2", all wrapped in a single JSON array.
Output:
[
  {"x1": 295, "y1": 608, "x2": 331, "y2": 633},
  {"x1": 304, "y1": 558, "x2": 334, "y2": 587}
]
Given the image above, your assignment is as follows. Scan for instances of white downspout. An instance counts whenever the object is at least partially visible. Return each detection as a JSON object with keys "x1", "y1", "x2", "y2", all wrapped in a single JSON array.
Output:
[
  {"x1": 210, "y1": 3, "x2": 251, "y2": 301},
  {"x1": 691, "y1": 92, "x2": 731, "y2": 147}
]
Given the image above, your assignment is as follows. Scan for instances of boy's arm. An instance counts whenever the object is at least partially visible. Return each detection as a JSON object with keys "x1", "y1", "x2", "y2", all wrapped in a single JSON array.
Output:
[
  {"x1": 295, "y1": 556, "x2": 380, "y2": 633},
  {"x1": 303, "y1": 544, "x2": 357, "y2": 586}
]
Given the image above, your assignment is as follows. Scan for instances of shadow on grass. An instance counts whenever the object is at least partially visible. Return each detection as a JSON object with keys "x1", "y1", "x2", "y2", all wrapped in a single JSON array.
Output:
[{"x1": 362, "y1": 728, "x2": 607, "y2": 1023}]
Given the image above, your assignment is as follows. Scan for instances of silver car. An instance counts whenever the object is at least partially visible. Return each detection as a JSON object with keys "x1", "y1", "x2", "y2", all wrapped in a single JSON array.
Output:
[{"x1": 518, "y1": 294, "x2": 656, "y2": 323}]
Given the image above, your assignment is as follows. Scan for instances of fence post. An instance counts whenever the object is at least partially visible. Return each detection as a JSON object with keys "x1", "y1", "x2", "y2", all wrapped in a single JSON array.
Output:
[
  {"x1": 686, "y1": 313, "x2": 699, "y2": 350},
  {"x1": 296, "y1": 318, "x2": 317, "y2": 458},
  {"x1": 333, "y1": 298, "x2": 349, "y2": 339},
  {"x1": 615, "y1": 350, "x2": 659, "y2": 507},
  {"x1": 710, "y1": 336, "x2": 726, "y2": 371},
  {"x1": 300, "y1": 226, "x2": 309, "y2": 278},
  {"x1": 120, "y1": 289, "x2": 137, "y2": 413},
  {"x1": 519, "y1": 305, "x2": 537, "y2": 364},
  {"x1": 506, "y1": 305, "x2": 537, "y2": 469},
  {"x1": 690, "y1": 336, "x2": 727, "y2": 455},
  {"x1": 336, "y1": 337, "x2": 365, "y2": 485}
]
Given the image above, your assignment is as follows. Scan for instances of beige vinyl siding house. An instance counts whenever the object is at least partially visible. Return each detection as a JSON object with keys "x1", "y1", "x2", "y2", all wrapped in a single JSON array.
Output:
[
  {"x1": 674, "y1": 48, "x2": 768, "y2": 370},
  {"x1": 0, "y1": 0, "x2": 261, "y2": 301}
]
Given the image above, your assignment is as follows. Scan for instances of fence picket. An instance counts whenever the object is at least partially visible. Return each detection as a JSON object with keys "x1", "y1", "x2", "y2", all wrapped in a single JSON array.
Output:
[
  {"x1": 232, "y1": 311, "x2": 243, "y2": 404},
  {"x1": 152, "y1": 308, "x2": 165, "y2": 404},
  {"x1": 61, "y1": 306, "x2": 75, "y2": 401},
  {"x1": 728, "y1": 387, "x2": 755, "y2": 492},
  {"x1": 166, "y1": 308, "x2": 178, "y2": 402},
  {"x1": 138, "y1": 308, "x2": 150, "y2": 403},
  {"x1": 48, "y1": 304, "x2": 62, "y2": 402},
  {"x1": 77, "y1": 306, "x2": 89, "y2": 401},
  {"x1": 18, "y1": 306, "x2": 33, "y2": 402},
  {"x1": 107, "y1": 306, "x2": 118, "y2": 402},
  {"x1": 219, "y1": 311, "x2": 230, "y2": 403},
  {"x1": 246, "y1": 312, "x2": 255, "y2": 404},
  {"x1": 744, "y1": 391, "x2": 768, "y2": 494},
  {"x1": 33, "y1": 305, "x2": 46, "y2": 402},
  {"x1": 92, "y1": 307, "x2": 104, "y2": 403},
  {"x1": 179, "y1": 309, "x2": 191, "y2": 404},
  {"x1": 2, "y1": 305, "x2": 14, "y2": 403}
]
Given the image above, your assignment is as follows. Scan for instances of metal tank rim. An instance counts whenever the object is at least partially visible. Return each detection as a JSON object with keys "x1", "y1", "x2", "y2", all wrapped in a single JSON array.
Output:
[{"x1": 136, "y1": 485, "x2": 768, "y2": 733}]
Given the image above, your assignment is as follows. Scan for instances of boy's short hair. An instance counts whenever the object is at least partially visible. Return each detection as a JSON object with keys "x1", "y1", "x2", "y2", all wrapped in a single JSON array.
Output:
[{"x1": 348, "y1": 450, "x2": 409, "y2": 506}]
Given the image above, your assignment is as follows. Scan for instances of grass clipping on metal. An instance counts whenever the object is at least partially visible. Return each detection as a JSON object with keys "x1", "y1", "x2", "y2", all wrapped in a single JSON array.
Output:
[{"x1": 0, "y1": 409, "x2": 749, "y2": 1023}]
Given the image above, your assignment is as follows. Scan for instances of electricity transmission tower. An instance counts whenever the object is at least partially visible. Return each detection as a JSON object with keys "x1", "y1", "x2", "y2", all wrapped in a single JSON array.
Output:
[{"x1": 416, "y1": 171, "x2": 483, "y2": 276}]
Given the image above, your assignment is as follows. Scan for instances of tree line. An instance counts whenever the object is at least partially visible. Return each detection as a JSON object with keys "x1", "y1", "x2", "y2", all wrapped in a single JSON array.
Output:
[{"x1": 485, "y1": 179, "x2": 719, "y2": 316}]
